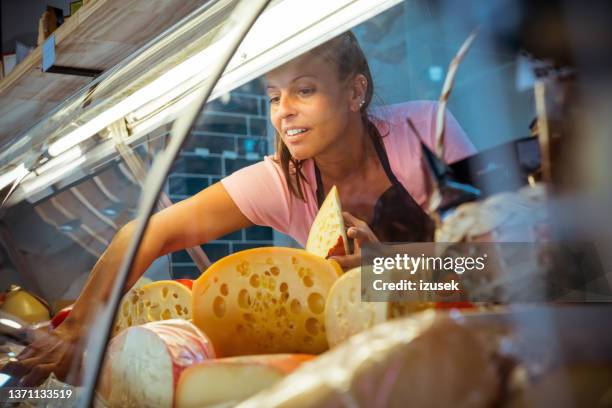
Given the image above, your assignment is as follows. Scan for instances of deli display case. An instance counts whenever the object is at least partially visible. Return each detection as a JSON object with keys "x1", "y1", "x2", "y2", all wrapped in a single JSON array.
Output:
[{"x1": 1, "y1": 0, "x2": 611, "y2": 407}]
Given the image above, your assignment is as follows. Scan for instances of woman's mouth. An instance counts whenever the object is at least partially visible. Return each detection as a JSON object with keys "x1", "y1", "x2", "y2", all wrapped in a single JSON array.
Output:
[{"x1": 284, "y1": 128, "x2": 310, "y2": 143}]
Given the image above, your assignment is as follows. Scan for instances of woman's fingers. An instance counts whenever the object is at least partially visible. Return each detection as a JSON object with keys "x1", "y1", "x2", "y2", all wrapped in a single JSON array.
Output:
[
  {"x1": 343, "y1": 211, "x2": 367, "y2": 228},
  {"x1": 1, "y1": 358, "x2": 30, "y2": 378},
  {"x1": 20, "y1": 363, "x2": 56, "y2": 387},
  {"x1": 0, "y1": 329, "x2": 78, "y2": 387},
  {"x1": 347, "y1": 226, "x2": 374, "y2": 243}
]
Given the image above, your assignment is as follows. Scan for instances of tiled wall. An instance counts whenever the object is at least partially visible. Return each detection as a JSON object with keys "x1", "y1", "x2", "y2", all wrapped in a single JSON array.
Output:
[{"x1": 169, "y1": 81, "x2": 276, "y2": 279}]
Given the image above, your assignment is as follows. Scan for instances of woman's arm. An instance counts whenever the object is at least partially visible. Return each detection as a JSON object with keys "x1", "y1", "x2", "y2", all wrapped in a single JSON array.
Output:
[
  {"x1": 68, "y1": 182, "x2": 253, "y2": 326},
  {"x1": 2, "y1": 182, "x2": 253, "y2": 385}
]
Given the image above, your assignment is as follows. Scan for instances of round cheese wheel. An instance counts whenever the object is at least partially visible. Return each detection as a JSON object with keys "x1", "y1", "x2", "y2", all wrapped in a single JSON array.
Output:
[
  {"x1": 99, "y1": 319, "x2": 215, "y2": 408},
  {"x1": 193, "y1": 247, "x2": 342, "y2": 356},
  {"x1": 113, "y1": 280, "x2": 192, "y2": 336}
]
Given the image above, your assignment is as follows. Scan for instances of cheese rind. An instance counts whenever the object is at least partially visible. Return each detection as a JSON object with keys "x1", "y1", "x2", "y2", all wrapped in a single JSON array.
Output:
[
  {"x1": 176, "y1": 354, "x2": 314, "y2": 408},
  {"x1": 113, "y1": 280, "x2": 192, "y2": 336},
  {"x1": 99, "y1": 319, "x2": 215, "y2": 408},
  {"x1": 306, "y1": 186, "x2": 350, "y2": 258},
  {"x1": 193, "y1": 247, "x2": 342, "y2": 356}
]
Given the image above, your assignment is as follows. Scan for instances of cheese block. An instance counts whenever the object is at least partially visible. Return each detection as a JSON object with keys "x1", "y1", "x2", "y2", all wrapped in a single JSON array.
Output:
[
  {"x1": 325, "y1": 267, "x2": 432, "y2": 347},
  {"x1": 176, "y1": 354, "x2": 314, "y2": 408},
  {"x1": 306, "y1": 185, "x2": 350, "y2": 258},
  {"x1": 237, "y1": 313, "x2": 502, "y2": 408},
  {"x1": 113, "y1": 280, "x2": 192, "y2": 336},
  {"x1": 193, "y1": 247, "x2": 343, "y2": 356},
  {"x1": 99, "y1": 319, "x2": 215, "y2": 408},
  {"x1": 0, "y1": 286, "x2": 50, "y2": 324}
]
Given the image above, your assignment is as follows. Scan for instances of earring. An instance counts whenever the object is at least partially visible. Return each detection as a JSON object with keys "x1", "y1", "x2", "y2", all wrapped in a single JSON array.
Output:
[{"x1": 359, "y1": 100, "x2": 365, "y2": 109}]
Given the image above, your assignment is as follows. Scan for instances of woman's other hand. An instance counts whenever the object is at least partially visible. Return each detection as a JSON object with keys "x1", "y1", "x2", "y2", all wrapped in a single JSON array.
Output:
[
  {"x1": 328, "y1": 211, "x2": 379, "y2": 270},
  {"x1": 0, "y1": 324, "x2": 81, "y2": 387}
]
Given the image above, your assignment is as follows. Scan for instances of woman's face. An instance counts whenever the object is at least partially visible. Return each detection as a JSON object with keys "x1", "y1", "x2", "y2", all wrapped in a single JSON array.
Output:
[{"x1": 266, "y1": 53, "x2": 356, "y2": 160}]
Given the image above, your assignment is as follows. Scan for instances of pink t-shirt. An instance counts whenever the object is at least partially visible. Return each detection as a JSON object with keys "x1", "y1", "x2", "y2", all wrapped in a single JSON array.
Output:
[{"x1": 221, "y1": 101, "x2": 476, "y2": 246}]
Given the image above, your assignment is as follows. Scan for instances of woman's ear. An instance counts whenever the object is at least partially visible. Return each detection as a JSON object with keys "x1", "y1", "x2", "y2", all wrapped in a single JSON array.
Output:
[{"x1": 349, "y1": 74, "x2": 368, "y2": 112}]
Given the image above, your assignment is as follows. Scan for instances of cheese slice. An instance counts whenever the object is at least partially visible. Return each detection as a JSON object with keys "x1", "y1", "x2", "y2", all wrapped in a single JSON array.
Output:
[
  {"x1": 192, "y1": 247, "x2": 342, "y2": 356},
  {"x1": 176, "y1": 354, "x2": 314, "y2": 408},
  {"x1": 113, "y1": 280, "x2": 192, "y2": 336},
  {"x1": 325, "y1": 268, "x2": 388, "y2": 348},
  {"x1": 99, "y1": 319, "x2": 215, "y2": 408},
  {"x1": 325, "y1": 267, "x2": 432, "y2": 347},
  {"x1": 306, "y1": 185, "x2": 350, "y2": 258}
]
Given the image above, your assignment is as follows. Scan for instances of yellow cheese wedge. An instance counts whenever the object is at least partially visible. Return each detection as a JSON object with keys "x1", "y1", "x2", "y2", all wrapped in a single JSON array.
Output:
[
  {"x1": 306, "y1": 185, "x2": 350, "y2": 258},
  {"x1": 113, "y1": 280, "x2": 192, "y2": 336},
  {"x1": 176, "y1": 354, "x2": 314, "y2": 408},
  {"x1": 192, "y1": 247, "x2": 342, "y2": 356},
  {"x1": 1, "y1": 289, "x2": 50, "y2": 324}
]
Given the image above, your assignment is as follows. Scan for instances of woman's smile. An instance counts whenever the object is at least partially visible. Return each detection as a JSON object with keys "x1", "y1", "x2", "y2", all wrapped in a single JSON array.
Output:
[{"x1": 283, "y1": 127, "x2": 311, "y2": 144}]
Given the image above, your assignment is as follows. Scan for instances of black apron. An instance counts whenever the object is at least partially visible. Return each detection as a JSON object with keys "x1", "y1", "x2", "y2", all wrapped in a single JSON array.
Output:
[{"x1": 314, "y1": 131, "x2": 435, "y2": 243}]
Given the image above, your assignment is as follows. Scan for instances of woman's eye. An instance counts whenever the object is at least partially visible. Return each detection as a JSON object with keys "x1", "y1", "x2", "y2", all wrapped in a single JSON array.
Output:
[
  {"x1": 268, "y1": 96, "x2": 279, "y2": 104},
  {"x1": 298, "y1": 88, "x2": 314, "y2": 96}
]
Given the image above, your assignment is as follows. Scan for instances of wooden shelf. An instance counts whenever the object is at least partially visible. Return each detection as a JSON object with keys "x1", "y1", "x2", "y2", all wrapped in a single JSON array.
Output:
[{"x1": 0, "y1": 0, "x2": 208, "y2": 154}]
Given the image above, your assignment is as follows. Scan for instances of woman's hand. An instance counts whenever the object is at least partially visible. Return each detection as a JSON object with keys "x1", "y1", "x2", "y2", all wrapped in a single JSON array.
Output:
[
  {"x1": 328, "y1": 211, "x2": 379, "y2": 270},
  {"x1": 0, "y1": 324, "x2": 81, "y2": 387}
]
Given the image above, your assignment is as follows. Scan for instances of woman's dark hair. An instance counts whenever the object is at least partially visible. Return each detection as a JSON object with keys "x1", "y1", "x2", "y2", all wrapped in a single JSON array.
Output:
[{"x1": 273, "y1": 31, "x2": 378, "y2": 201}]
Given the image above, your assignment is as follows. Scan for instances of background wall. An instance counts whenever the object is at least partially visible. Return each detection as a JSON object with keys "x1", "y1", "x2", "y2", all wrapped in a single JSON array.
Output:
[
  {"x1": 355, "y1": 0, "x2": 535, "y2": 151},
  {"x1": 1, "y1": 0, "x2": 71, "y2": 54}
]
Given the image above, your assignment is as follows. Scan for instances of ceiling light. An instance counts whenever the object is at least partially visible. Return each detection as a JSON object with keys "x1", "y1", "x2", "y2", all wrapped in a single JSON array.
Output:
[{"x1": 0, "y1": 163, "x2": 28, "y2": 190}]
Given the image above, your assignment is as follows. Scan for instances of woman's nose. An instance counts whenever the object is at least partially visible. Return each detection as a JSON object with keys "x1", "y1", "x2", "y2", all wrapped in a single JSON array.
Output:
[{"x1": 276, "y1": 95, "x2": 297, "y2": 119}]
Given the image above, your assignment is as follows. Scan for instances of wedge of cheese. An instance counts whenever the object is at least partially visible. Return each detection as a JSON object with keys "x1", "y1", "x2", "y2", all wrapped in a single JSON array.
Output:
[
  {"x1": 99, "y1": 319, "x2": 215, "y2": 408},
  {"x1": 193, "y1": 247, "x2": 342, "y2": 356},
  {"x1": 176, "y1": 354, "x2": 314, "y2": 408},
  {"x1": 113, "y1": 280, "x2": 192, "y2": 336},
  {"x1": 325, "y1": 268, "x2": 432, "y2": 347},
  {"x1": 306, "y1": 185, "x2": 350, "y2": 258}
]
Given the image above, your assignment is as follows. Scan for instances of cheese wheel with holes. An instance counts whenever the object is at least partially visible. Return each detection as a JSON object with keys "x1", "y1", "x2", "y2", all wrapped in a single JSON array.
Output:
[
  {"x1": 306, "y1": 185, "x2": 350, "y2": 258},
  {"x1": 99, "y1": 319, "x2": 215, "y2": 408},
  {"x1": 176, "y1": 354, "x2": 314, "y2": 408},
  {"x1": 113, "y1": 280, "x2": 192, "y2": 336},
  {"x1": 193, "y1": 247, "x2": 343, "y2": 356},
  {"x1": 325, "y1": 268, "x2": 432, "y2": 347}
]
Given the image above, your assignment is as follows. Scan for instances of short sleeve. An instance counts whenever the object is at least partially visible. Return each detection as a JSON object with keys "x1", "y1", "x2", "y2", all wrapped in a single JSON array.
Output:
[
  {"x1": 381, "y1": 100, "x2": 476, "y2": 164},
  {"x1": 221, "y1": 156, "x2": 292, "y2": 235},
  {"x1": 425, "y1": 101, "x2": 476, "y2": 164}
]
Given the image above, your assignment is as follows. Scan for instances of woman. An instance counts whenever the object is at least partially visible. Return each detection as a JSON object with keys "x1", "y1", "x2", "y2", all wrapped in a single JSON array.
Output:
[{"x1": 2, "y1": 32, "x2": 474, "y2": 386}]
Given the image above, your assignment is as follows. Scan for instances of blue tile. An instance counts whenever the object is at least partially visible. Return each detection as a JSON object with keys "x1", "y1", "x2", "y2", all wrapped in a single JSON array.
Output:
[
  {"x1": 238, "y1": 137, "x2": 268, "y2": 156},
  {"x1": 171, "y1": 250, "x2": 194, "y2": 263},
  {"x1": 172, "y1": 156, "x2": 222, "y2": 175},
  {"x1": 196, "y1": 113, "x2": 247, "y2": 134},
  {"x1": 184, "y1": 134, "x2": 235, "y2": 154},
  {"x1": 171, "y1": 265, "x2": 201, "y2": 279},
  {"x1": 202, "y1": 243, "x2": 230, "y2": 261},
  {"x1": 209, "y1": 94, "x2": 259, "y2": 116},
  {"x1": 245, "y1": 226, "x2": 273, "y2": 241},
  {"x1": 225, "y1": 158, "x2": 257, "y2": 175},
  {"x1": 168, "y1": 177, "x2": 209, "y2": 195},
  {"x1": 236, "y1": 78, "x2": 265, "y2": 94},
  {"x1": 249, "y1": 118, "x2": 268, "y2": 136}
]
